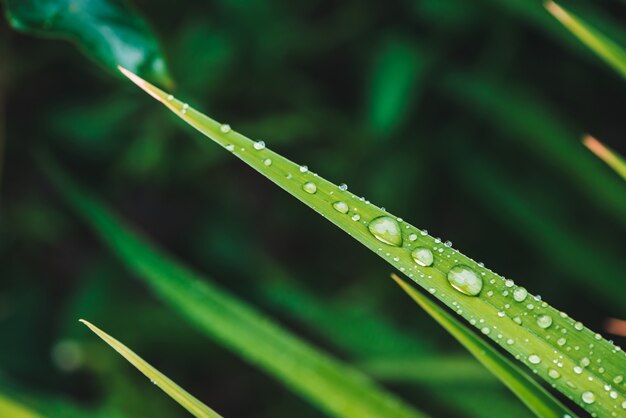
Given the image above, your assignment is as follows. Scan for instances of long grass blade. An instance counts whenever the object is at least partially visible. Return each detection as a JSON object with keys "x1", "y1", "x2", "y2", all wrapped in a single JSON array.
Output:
[
  {"x1": 583, "y1": 135, "x2": 626, "y2": 181},
  {"x1": 0, "y1": 393, "x2": 41, "y2": 418},
  {"x1": 79, "y1": 320, "x2": 222, "y2": 418},
  {"x1": 42, "y1": 157, "x2": 427, "y2": 418},
  {"x1": 545, "y1": 1, "x2": 626, "y2": 81},
  {"x1": 114, "y1": 66, "x2": 626, "y2": 417},
  {"x1": 391, "y1": 274, "x2": 575, "y2": 418}
]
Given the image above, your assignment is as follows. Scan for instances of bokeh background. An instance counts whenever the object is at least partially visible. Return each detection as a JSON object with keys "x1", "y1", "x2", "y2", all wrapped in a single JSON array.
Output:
[{"x1": 1, "y1": 0, "x2": 625, "y2": 417}]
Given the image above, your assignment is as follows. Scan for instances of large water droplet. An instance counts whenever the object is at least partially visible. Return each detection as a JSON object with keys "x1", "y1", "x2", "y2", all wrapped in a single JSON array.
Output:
[
  {"x1": 411, "y1": 247, "x2": 433, "y2": 267},
  {"x1": 367, "y1": 216, "x2": 403, "y2": 247},
  {"x1": 537, "y1": 315, "x2": 553, "y2": 329},
  {"x1": 332, "y1": 201, "x2": 349, "y2": 214},
  {"x1": 302, "y1": 182, "x2": 317, "y2": 194},
  {"x1": 513, "y1": 287, "x2": 527, "y2": 302},
  {"x1": 447, "y1": 265, "x2": 482, "y2": 296},
  {"x1": 581, "y1": 391, "x2": 595, "y2": 404}
]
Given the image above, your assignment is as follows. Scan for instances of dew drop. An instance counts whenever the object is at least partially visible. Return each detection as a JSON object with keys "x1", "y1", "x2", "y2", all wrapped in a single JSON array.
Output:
[
  {"x1": 506, "y1": 338, "x2": 515, "y2": 345},
  {"x1": 220, "y1": 124, "x2": 231, "y2": 133},
  {"x1": 574, "y1": 366, "x2": 583, "y2": 374},
  {"x1": 299, "y1": 165, "x2": 308, "y2": 173},
  {"x1": 367, "y1": 216, "x2": 403, "y2": 247},
  {"x1": 408, "y1": 233, "x2": 418, "y2": 242},
  {"x1": 332, "y1": 201, "x2": 349, "y2": 214},
  {"x1": 481, "y1": 327, "x2": 490, "y2": 335},
  {"x1": 614, "y1": 375, "x2": 623, "y2": 384},
  {"x1": 444, "y1": 240, "x2": 452, "y2": 247},
  {"x1": 302, "y1": 182, "x2": 317, "y2": 194},
  {"x1": 411, "y1": 247, "x2": 434, "y2": 267},
  {"x1": 574, "y1": 322, "x2": 584, "y2": 331},
  {"x1": 167, "y1": 94, "x2": 174, "y2": 101},
  {"x1": 557, "y1": 338, "x2": 567, "y2": 346},
  {"x1": 263, "y1": 158, "x2": 272, "y2": 166},
  {"x1": 181, "y1": 103, "x2": 189, "y2": 114},
  {"x1": 254, "y1": 140, "x2": 266, "y2": 150},
  {"x1": 548, "y1": 369, "x2": 561, "y2": 379},
  {"x1": 528, "y1": 354, "x2": 541, "y2": 364},
  {"x1": 351, "y1": 214, "x2": 361, "y2": 221},
  {"x1": 513, "y1": 287, "x2": 528, "y2": 302},
  {"x1": 339, "y1": 183, "x2": 348, "y2": 191},
  {"x1": 581, "y1": 391, "x2": 595, "y2": 404},
  {"x1": 447, "y1": 265, "x2": 482, "y2": 296},
  {"x1": 581, "y1": 357, "x2": 590, "y2": 367},
  {"x1": 225, "y1": 144, "x2": 235, "y2": 152},
  {"x1": 537, "y1": 315, "x2": 553, "y2": 329}
]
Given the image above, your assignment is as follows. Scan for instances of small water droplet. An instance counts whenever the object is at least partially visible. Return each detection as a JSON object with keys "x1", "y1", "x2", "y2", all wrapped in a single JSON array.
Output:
[
  {"x1": 548, "y1": 369, "x2": 561, "y2": 379},
  {"x1": 181, "y1": 103, "x2": 189, "y2": 114},
  {"x1": 167, "y1": 94, "x2": 174, "y2": 101},
  {"x1": 220, "y1": 124, "x2": 231, "y2": 133},
  {"x1": 420, "y1": 229, "x2": 428, "y2": 236},
  {"x1": 528, "y1": 354, "x2": 541, "y2": 364},
  {"x1": 408, "y1": 233, "x2": 418, "y2": 242},
  {"x1": 481, "y1": 327, "x2": 490, "y2": 335},
  {"x1": 444, "y1": 240, "x2": 452, "y2": 247},
  {"x1": 302, "y1": 182, "x2": 317, "y2": 194},
  {"x1": 411, "y1": 247, "x2": 433, "y2": 267},
  {"x1": 574, "y1": 321, "x2": 584, "y2": 331},
  {"x1": 513, "y1": 287, "x2": 527, "y2": 302},
  {"x1": 581, "y1": 391, "x2": 595, "y2": 404},
  {"x1": 226, "y1": 144, "x2": 235, "y2": 151},
  {"x1": 537, "y1": 315, "x2": 553, "y2": 329},
  {"x1": 367, "y1": 216, "x2": 403, "y2": 247},
  {"x1": 351, "y1": 214, "x2": 361, "y2": 221},
  {"x1": 581, "y1": 357, "x2": 591, "y2": 367},
  {"x1": 447, "y1": 265, "x2": 482, "y2": 296},
  {"x1": 299, "y1": 165, "x2": 308, "y2": 173},
  {"x1": 506, "y1": 338, "x2": 515, "y2": 345},
  {"x1": 254, "y1": 140, "x2": 266, "y2": 150},
  {"x1": 574, "y1": 366, "x2": 583, "y2": 374},
  {"x1": 557, "y1": 338, "x2": 567, "y2": 346},
  {"x1": 332, "y1": 201, "x2": 349, "y2": 214},
  {"x1": 339, "y1": 183, "x2": 348, "y2": 191},
  {"x1": 614, "y1": 375, "x2": 623, "y2": 384},
  {"x1": 505, "y1": 279, "x2": 514, "y2": 288},
  {"x1": 263, "y1": 158, "x2": 272, "y2": 166}
]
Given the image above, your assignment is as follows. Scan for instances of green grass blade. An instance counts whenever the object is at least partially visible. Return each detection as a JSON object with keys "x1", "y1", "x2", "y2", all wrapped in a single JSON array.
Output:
[
  {"x1": 42, "y1": 158, "x2": 427, "y2": 418},
  {"x1": 391, "y1": 274, "x2": 575, "y2": 418},
  {"x1": 583, "y1": 135, "x2": 626, "y2": 182},
  {"x1": 79, "y1": 320, "x2": 222, "y2": 418},
  {"x1": 545, "y1": 1, "x2": 626, "y2": 81},
  {"x1": 116, "y1": 66, "x2": 626, "y2": 417},
  {"x1": 0, "y1": 393, "x2": 41, "y2": 418}
]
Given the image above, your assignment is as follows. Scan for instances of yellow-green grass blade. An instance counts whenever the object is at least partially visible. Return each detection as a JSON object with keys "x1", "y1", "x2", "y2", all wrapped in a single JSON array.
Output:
[
  {"x1": 583, "y1": 135, "x2": 626, "y2": 182},
  {"x1": 115, "y1": 66, "x2": 626, "y2": 417},
  {"x1": 0, "y1": 393, "x2": 41, "y2": 418},
  {"x1": 79, "y1": 320, "x2": 222, "y2": 418},
  {"x1": 42, "y1": 158, "x2": 427, "y2": 418},
  {"x1": 391, "y1": 274, "x2": 575, "y2": 418},
  {"x1": 545, "y1": 1, "x2": 626, "y2": 81}
]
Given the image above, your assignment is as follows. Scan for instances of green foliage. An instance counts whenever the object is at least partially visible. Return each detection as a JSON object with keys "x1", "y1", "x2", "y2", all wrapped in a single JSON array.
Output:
[
  {"x1": 80, "y1": 320, "x2": 222, "y2": 418},
  {"x1": 0, "y1": 393, "x2": 40, "y2": 418},
  {"x1": 3, "y1": 0, "x2": 171, "y2": 85},
  {"x1": 42, "y1": 156, "x2": 427, "y2": 418},
  {"x1": 583, "y1": 136, "x2": 626, "y2": 182},
  {"x1": 391, "y1": 274, "x2": 575, "y2": 418},
  {"x1": 117, "y1": 67, "x2": 626, "y2": 417}
]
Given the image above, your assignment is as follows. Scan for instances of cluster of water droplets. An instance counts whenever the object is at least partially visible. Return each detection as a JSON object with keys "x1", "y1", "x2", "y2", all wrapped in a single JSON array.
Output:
[{"x1": 210, "y1": 117, "x2": 626, "y2": 416}]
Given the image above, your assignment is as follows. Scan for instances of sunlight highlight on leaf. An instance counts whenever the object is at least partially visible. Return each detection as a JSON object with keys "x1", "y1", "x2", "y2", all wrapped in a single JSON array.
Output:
[{"x1": 583, "y1": 135, "x2": 626, "y2": 181}]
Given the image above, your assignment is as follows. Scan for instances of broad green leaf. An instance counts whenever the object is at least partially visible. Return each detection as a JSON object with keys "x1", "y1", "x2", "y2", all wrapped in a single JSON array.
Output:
[
  {"x1": 116, "y1": 67, "x2": 626, "y2": 417},
  {"x1": 391, "y1": 274, "x2": 575, "y2": 418},
  {"x1": 545, "y1": 1, "x2": 626, "y2": 81},
  {"x1": 583, "y1": 135, "x2": 626, "y2": 182},
  {"x1": 79, "y1": 320, "x2": 222, "y2": 418},
  {"x1": 0, "y1": 393, "x2": 40, "y2": 418},
  {"x1": 42, "y1": 158, "x2": 427, "y2": 418},
  {"x1": 3, "y1": 0, "x2": 171, "y2": 86}
]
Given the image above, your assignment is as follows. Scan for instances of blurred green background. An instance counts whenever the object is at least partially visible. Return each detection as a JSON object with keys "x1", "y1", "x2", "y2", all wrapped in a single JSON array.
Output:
[{"x1": 0, "y1": 0, "x2": 625, "y2": 417}]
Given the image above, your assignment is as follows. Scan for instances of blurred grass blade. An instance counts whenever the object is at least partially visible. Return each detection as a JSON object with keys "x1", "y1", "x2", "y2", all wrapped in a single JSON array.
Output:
[
  {"x1": 115, "y1": 67, "x2": 626, "y2": 417},
  {"x1": 0, "y1": 393, "x2": 40, "y2": 418},
  {"x1": 79, "y1": 320, "x2": 222, "y2": 418},
  {"x1": 583, "y1": 135, "x2": 626, "y2": 181},
  {"x1": 391, "y1": 274, "x2": 575, "y2": 418},
  {"x1": 545, "y1": 1, "x2": 626, "y2": 80},
  {"x1": 3, "y1": 0, "x2": 171, "y2": 86},
  {"x1": 42, "y1": 159, "x2": 427, "y2": 418}
]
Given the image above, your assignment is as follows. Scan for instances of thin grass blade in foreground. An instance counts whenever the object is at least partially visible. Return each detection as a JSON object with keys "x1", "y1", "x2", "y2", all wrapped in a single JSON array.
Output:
[
  {"x1": 42, "y1": 158, "x2": 426, "y2": 418},
  {"x1": 0, "y1": 393, "x2": 40, "y2": 418},
  {"x1": 391, "y1": 274, "x2": 575, "y2": 418},
  {"x1": 80, "y1": 320, "x2": 221, "y2": 418},
  {"x1": 583, "y1": 135, "x2": 626, "y2": 181},
  {"x1": 117, "y1": 67, "x2": 626, "y2": 417},
  {"x1": 545, "y1": 1, "x2": 626, "y2": 80}
]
